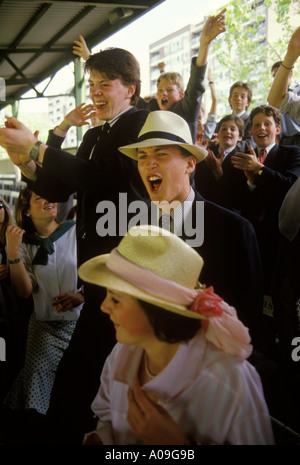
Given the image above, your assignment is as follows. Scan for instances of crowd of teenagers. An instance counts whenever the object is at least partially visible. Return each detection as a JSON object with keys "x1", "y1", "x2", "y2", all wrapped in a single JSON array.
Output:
[{"x1": 0, "y1": 9, "x2": 300, "y2": 445}]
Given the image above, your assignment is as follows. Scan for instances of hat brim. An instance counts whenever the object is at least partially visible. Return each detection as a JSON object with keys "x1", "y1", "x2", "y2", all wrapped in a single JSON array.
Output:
[
  {"x1": 118, "y1": 138, "x2": 207, "y2": 164},
  {"x1": 78, "y1": 255, "x2": 205, "y2": 320}
]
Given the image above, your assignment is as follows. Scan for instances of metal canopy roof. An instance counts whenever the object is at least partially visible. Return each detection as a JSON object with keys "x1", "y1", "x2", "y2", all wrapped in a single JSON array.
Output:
[{"x1": 0, "y1": 0, "x2": 164, "y2": 110}]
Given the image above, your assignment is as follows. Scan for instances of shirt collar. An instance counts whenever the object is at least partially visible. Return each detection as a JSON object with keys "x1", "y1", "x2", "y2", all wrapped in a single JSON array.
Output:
[
  {"x1": 219, "y1": 147, "x2": 233, "y2": 159},
  {"x1": 107, "y1": 106, "x2": 133, "y2": 127},
  {"x1": 112, "y1": 331, "x2": 206, "y2": 400},
  {"x1": 257, "y1": 142, "x2": 276, "y2": 156},
  {"x1": 155, "y1": 188, "x2": 195, "y2": 234}
]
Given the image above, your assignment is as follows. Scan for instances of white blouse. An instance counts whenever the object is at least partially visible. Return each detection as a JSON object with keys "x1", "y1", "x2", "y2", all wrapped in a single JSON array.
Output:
[
  {"x1": 20, "y1": 224, "x2": 82, "y2": 321},
  {"x1": 90, "y1": 330, "x2": 275, "y2": 445}
]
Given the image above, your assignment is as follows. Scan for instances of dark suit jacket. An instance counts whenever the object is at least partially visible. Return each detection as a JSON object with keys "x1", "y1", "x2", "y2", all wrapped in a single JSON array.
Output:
[
  {"x1": 26, "y1": 107, "x2": 149, "y2": 265},
  {"x1": 241, "y1": 143, "x2": 300, "y2": 291},
  {"x1": 194, "y1": 146, "x2": 249, "y2": 213},
  {"x1": 236, "y1": 112, "x2": 252, "y2": 151},
  {"x1": 24, "y1": 107, "x2": 149, "y2": 440},
  {"x1": 179, "y1": 191, "x2": 264, "y2": 342}
]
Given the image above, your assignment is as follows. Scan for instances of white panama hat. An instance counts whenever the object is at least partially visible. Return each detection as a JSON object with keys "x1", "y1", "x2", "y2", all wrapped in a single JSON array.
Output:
[{"x1": 118, "y1": 111, "x2": 207, "y2": 163}]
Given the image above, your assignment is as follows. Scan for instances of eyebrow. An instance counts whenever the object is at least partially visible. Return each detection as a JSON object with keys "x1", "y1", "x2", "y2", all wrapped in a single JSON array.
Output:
[
  {"x1": 88, "y1": 79, "x2": 108, "y2": 84},
  {"x1": 137, "y1": 147, "x2": 166, "y2": 154}
]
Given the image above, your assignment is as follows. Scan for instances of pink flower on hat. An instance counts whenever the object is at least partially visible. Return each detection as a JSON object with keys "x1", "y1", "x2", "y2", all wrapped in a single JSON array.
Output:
[{"x1": 190, "y1": 286, "x2": 223, "y2": 317}]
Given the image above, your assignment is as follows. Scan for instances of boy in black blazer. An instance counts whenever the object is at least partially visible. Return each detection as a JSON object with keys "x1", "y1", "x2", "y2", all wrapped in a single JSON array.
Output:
[
  {"x1": 119, "y1": 110, "x2": 264, "y2": 351},
  {"x1": 231, "y1": 104, "x2": 300, "y2": 295}
]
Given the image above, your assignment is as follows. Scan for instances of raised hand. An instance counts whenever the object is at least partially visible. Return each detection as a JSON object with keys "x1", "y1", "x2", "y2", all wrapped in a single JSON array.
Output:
[
  {"x1": 201, "y1": 8, "x2": 226, "y2": 45},
  {"x1": 204, "y1": 148, "x2": 224, "y2": 180},
  {"x1": 64, "y1": 103, "x2": 95, "y2": 127},
  {"x1": 5, "y1": 225, "x2": 25, "y2": 258},
  {"x1": 0, "y1": 117, "x2": 37, "y2": 165},
  {"x1": 73, "y1": 34, "x2": 91, "y2": 60}
]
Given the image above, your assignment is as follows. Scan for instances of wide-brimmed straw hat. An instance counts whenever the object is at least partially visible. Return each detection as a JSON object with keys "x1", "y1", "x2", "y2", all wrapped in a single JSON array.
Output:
[
  {"x1": 78, "y1": 225, "x2": 253, "y2": 358},
  {"x1": 78, "y1": 224, "x2": 205, "y2": 319},
  {"x1": 118, "y1": 111, "x2": 207, "y2": 163}
]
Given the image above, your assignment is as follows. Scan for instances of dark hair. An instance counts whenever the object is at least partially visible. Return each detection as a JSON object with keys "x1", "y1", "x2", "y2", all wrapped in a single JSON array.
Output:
[
  {"x1": 137, "y1": 299, "x2": 200, "y2": 344},
  {"x1": 85, "y1": 48, "x2": 141, "y2": 105},
  {"x1": 0, "y1": 196, "x2": 13, "y2": 244},
  {"x1": 229, "y1": 81, "x2": 252, "y2": 107},
  {"x1": 250, "y1": 104, "x2": 282, "y2": 127},
  {"x1": 15, "y1": 187, "x2": 36, "y2": 233},
  {"x1": 271, "y1": 61, "x2": 282, "y2": 73},
  {"x1": 218, "y1": 114, "x2": 245, "y2": 137}
]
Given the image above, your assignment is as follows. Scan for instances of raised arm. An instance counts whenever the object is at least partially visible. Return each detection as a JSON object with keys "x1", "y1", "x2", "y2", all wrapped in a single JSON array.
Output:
[
  {"x1": 196, "y1": 9, "x2": 226, "y2": 67},
  {"x1": 268, "y1": 27, "x2": 300, "y2": 108},
  {"x1": 207, "y1": 67, "x2": 218, "y2": 115}
]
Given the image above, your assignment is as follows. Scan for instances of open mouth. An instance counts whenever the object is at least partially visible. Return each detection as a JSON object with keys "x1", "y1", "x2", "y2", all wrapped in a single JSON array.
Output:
[
  {"x1": 94, "y1": 102, "x2": 107, "y2": 110},
  {"x1": 161, "y1": 98, "x2": 168, "y2": 105},
  {"x1": 148, "y1": 176, "x2": 162, "y2": 192},
  {"x1": 258, "y1": 134, "x2": 267, "y2": 139}
]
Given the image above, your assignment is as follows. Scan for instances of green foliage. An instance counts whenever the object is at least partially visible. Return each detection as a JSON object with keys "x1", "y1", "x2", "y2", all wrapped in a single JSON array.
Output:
[{"x1": 210, "y1": 0, "x2": 299, "y2": 115}]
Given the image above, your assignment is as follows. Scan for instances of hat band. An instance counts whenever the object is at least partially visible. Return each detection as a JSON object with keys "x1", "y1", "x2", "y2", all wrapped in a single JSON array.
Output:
[
  {"x1": 106, "y1": 248, "x2": 196, "y2": 307},
  {"x1": 105, "y1": 248, "x2": 252, "y2": 359},
  {"x1": 137, "y1": 131, "x2": 187, "y2": 144}
]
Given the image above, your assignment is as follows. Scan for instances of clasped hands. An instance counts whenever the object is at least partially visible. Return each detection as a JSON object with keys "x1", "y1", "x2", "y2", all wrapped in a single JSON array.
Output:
[{"x1": 231, "y1": 145, "x2": 263, "y2": 184}]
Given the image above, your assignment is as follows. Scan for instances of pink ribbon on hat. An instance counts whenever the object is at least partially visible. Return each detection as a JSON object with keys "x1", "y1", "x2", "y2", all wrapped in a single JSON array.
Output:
[{"x1": 106, "y1": 249, "x2": 252, "y2": 359}]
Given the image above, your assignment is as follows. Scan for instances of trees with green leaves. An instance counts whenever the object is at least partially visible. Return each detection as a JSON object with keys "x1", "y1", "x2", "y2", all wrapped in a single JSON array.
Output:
[{"x1": 210, "y1": 0, "x2": 299, "y2": 115}]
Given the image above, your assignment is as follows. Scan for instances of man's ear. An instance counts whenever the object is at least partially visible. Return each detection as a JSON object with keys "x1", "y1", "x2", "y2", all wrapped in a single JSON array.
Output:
[
  {"x1": 126, "y1": 84, "x2": 136, "y2": 99},
  {"x1": 228, "y1": 96, "x2": 232, "y2": 109},
  {"x1": 276, "y1": 124, "x2": 282, "y2": 135},
  {"x1": 179, "y1": 91, "x2": 184, "y2": 100},
  {"x1": 186, "y1": 156, "x2": 196, "y2": 174}
]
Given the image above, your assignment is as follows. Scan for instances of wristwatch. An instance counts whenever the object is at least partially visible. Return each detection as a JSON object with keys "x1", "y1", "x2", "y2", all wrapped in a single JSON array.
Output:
[
  {"x1": 29, "y1": 141, "x2": 42, "y2": 161},
  {"x1": 8, "y1": 258, "x2": 21, "y2": 264}
]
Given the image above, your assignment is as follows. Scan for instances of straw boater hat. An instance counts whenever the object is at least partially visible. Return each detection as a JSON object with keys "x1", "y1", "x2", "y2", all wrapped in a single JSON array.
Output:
[
  {"x1": 78, "y1": 225, "x2": 252, "y2": 358},
  {"x1": 78, "y1": 224, "x2": 205, "y2": 318},
  {"x1": 118, "y1": 111, "x2": 208, "y2": 163}
]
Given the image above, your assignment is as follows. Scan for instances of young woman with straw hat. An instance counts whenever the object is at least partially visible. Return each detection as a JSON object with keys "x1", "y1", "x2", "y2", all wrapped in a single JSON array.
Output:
[{"x1": 79, "y1": 225, "x2": 274, "y2": 445}]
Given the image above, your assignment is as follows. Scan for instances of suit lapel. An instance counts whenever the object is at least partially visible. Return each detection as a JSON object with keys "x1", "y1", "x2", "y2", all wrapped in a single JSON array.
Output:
[{"x1": 262, "y1": 144, "x2": 279, "y2": 169}]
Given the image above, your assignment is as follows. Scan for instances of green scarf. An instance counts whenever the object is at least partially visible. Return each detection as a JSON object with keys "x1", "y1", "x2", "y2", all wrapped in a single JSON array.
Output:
[{"x1": 23, "y1": 221, "x2": 75, "y2": 265}]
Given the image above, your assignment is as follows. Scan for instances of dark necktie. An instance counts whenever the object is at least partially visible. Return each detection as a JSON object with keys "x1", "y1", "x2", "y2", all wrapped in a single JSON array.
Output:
[{"x1": 89, "y1": 122, "x2": 110, "y2": 160}]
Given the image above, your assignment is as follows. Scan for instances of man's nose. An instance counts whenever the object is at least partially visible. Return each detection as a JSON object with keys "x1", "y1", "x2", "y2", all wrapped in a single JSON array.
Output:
[{"x1": 146, "y1": 157, "x2": 157, "y2": 168}]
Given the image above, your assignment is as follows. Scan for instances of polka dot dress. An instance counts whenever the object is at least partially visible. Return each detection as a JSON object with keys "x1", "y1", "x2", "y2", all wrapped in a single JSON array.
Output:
[{"x1": 4, "y1": 312, "x2": 77, "y2": 414}]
